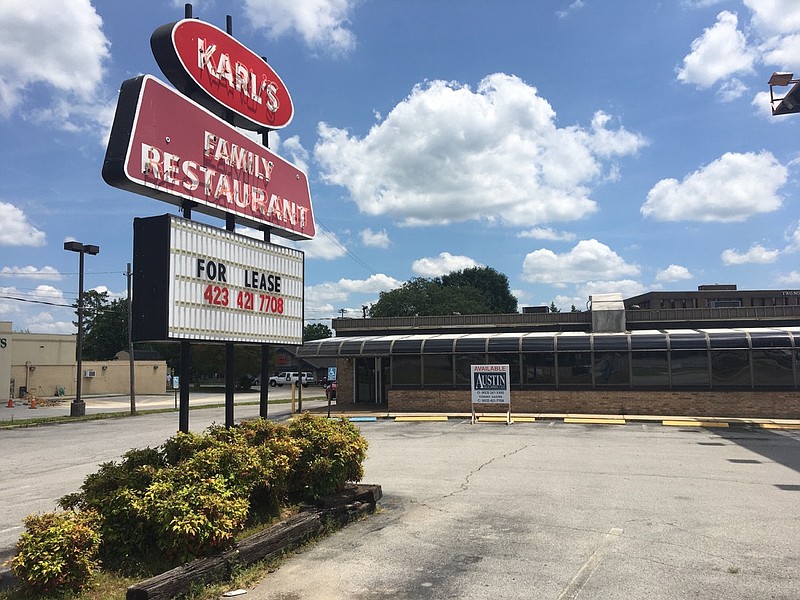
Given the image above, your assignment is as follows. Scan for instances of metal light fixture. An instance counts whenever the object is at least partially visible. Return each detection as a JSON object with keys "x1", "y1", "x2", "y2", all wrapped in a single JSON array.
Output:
[
  {"x1": 768, "y1": 71, "x2": 800, "y2": 115},
  {"x1": 64, "y1": 241, "x2": 100, "y2": 417}
]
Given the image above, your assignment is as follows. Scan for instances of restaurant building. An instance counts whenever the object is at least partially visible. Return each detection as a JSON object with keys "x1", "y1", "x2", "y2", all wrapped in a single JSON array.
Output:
[{"x1": 296, "y1": 291, "x2": 800, "y2": 419}]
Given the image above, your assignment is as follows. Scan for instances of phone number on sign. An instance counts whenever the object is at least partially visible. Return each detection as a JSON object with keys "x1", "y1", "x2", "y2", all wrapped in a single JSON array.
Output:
[{"x1": 203, "y1": 285, "x2": 284, "y2": 314}]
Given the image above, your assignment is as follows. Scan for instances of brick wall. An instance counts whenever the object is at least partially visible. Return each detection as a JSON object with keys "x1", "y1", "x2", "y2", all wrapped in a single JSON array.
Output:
[{"x1": 387, "y1": 388, "x2": 800, "y2": 419}]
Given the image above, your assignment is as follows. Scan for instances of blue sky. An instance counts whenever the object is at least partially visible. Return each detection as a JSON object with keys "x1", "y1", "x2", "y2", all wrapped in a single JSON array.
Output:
[{"x1": 3, "y1": 0, "x2": 800, "y2": 334}]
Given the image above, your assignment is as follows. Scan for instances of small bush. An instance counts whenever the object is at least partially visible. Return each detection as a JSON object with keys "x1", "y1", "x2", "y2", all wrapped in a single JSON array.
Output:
[
  {"x1": 11, "y1": 509, "x2": 101, "y2": 595},
  {"x1": 59, "y1": 448, "x2": 163, "y2": 573},
  {"x1": 140, "y1": 471, "x2": 250, "y2": 563},
  {"x1": 287, "y1": 414, "x2": 369, "y2": 501}
]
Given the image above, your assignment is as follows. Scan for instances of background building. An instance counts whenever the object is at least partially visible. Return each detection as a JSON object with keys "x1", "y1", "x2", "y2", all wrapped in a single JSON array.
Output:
[{"x1": 1, "y1": 321, "x2": 166, "y2": 400}]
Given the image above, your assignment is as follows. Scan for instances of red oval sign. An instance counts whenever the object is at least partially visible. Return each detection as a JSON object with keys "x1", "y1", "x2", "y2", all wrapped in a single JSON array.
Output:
[{"x1": 151, "y1": 19, "x2": 294, "y2": 131}]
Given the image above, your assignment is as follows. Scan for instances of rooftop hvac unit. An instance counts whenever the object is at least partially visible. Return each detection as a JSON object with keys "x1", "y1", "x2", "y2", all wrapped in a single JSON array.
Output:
[{"x1": 84, "y1": 369, "x2": 97, "y2": 378}]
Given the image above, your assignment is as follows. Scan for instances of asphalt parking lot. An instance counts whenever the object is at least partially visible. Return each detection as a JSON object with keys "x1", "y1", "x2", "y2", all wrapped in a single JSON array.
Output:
[{"x1": 246, "y1": 419, "x2": 800, "y2": 600}]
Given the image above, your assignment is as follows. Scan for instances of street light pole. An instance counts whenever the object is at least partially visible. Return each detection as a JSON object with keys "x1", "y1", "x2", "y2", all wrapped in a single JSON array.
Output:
[{"x1": 64, "y1": 241, "x2": 100, "y2": 417}]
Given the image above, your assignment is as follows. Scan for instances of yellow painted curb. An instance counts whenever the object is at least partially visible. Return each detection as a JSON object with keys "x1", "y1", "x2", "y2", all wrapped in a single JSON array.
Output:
[
  {"x1": 565, "y1": 418, "x2": 626, "y2": 425},
  {"x1": 394, "y1": 416, "x2": 448, "y2": 422},
  {"x1": 513, "y1": 417, "x2": 537, "y2": 422},
  {"x1": 478, "y1": 416, "x2": 512, "y2": 423},
  {"x1": 662, "y1": 420, "x2": 729, "y2": 428},
  {"x1": 759, "y1": 423, "x2": 800, "y2": 430}
]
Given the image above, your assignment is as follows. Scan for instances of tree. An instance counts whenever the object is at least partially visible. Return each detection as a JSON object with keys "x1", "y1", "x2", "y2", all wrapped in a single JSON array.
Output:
[
  {"x1": 83, "y1": 298, "x2": 129, "y2": 360},
  {"x1": 304, "y1": 323, "x2": 332, "y2": 341},
  {"x1": 369, "y1": 267, "x2": 517, "y2": 317},
  {"x1": 548, "y1": 302, "x2": 561, "y2": 313},
  {"x1": 75, "y1": 291, "x2": 128, "y2": 361},
  {"x1": 441, "y1": 267, "x2": 517, "y2": 313}
]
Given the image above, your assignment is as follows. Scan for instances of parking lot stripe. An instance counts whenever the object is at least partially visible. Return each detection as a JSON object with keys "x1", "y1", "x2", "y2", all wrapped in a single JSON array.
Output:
[
  {"x1": 662, "y1": 420, "x2": 729, "y2": 428},
  {"x1": 564, "y1": 417, "x2": 626, "y2": 425}
]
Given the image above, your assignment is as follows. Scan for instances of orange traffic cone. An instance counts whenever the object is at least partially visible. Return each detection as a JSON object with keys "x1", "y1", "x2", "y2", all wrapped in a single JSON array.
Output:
[
  {"x1": 6, "y1": 398, "x2": 13, "y2": 408},
  {"x1": 29, "y1": 398, "x2": 37, "y2": 409}
]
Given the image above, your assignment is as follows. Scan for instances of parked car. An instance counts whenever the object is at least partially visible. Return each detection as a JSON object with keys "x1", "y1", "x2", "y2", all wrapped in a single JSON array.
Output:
[{"x1": 268, "y1": 372, "x2": 312, "y2": 387}]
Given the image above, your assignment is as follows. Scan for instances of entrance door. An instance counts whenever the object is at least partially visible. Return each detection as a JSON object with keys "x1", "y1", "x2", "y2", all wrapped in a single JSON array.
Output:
[{"x1": 354, "y1": 358, "x2": 389, "y2": 404}]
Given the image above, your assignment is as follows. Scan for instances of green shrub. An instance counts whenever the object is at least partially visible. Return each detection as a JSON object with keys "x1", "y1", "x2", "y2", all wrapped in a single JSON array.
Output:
[
  {"x1": 237, "y1": 418, "x2": 301, "y2": 502},
  {"x1": 141, "y1": 471, "x2": 249, "y2": 563},
  {"x1": 287, "y1": 414, "x2": 369, "y2": 501},
  {"x1": 11, "y1": 509, "x2": 101, "y2": 595},
  {"x1": 58, "y1": 448, "x2": 163, "y2": 573}
]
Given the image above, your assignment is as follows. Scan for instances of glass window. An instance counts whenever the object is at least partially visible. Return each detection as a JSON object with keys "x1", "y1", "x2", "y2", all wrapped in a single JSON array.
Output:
[
  {"x1": 392, "y1": 338, "x2": 423, "y2": 354},
  {"x1": 521, "y1": 335, "x2": 555, "y2": 352},
  {"x1": 488, "y1": 336, "x2": 521, "y2": 353},
  {"x1": 631, "y1": 351, "x2": 669, "y2": 386},
  {"x1": 556, "y1": 335, "x2": 591, "y2": 352},
  {"x1": 422, "y1": 337, "x2": 457, "y2": 353},
  {"x1": 593, "y1": 335, "x2": 629, "y2": 353},
  {"x1": 362, "y1": 339, "x2": 393, "y2": 355},
  {"x1": 752, "y1": 349, "x2": 794, "y2": 387},
  {"x1": 455, "y1": 337, "x2": 488, "y2": 353},
  {"x1": 488, "y1": 353, "x2": 520, "y2": 385},
  {"x1": 557, "y1": 352, "x2": 592, "y2": 385},
  {"x1": 456, "y1": 353, "x2": 486, "y2": 386},
  {"x1": 392, "y1": 355, "x2": 421, "y2": 386},
  {"x1": 668, "y1": 334, "x2": 707, "y2": 350},
  {"x1": 593, "y1": 351, "x2": 629, "y2": 385},
  {"x1": 522, "y1": 353, "x2": 555, "y2": 385},
  {"x1": 630, "y1": 333, "x2": 668, "y2": 350},
  {"x1": 670, "y1": 350, "x2": 709, "y2": 386},
  {"x1": 708, "y1": 332, "x2": 749, "y2": 349},
  {"x1": 710, "y1": 350, "x2": 750, "y2": 387},
  {"x1": 339, "y1": 339, "x2": 365, "y2": 355},
  {"x1": 423, "y1": 354, "x2": 453, "y2": 386}
]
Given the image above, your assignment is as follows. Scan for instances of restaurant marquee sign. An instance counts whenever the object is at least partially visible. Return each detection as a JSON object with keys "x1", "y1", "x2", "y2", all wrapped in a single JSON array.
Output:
[
  {"x1": 102, "y1": 75, "x2": 314, "y2": 240},
  {"x1": 150, "y1": 19, "x2": 294, "y2": 131}
]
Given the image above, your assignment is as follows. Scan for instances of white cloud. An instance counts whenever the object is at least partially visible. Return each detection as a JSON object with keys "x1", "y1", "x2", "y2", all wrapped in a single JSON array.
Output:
[
  {"x1": 243, "y1": 0, "x2": 356, "y2": 53},
  {"x1": 360, "y1": 228, "x2": 390, "y2": 249},
  {"x1": 721, "y1": 243, "x2": 780, "y2": 265},
  {"x1": 753, "y1": 90, "x2": 777, "y2": 119},
  {"x1": 745, "y1": 0, "x2": 800, "y2": 36},
  {"x1": 655, "y1": 264, "x2": 693, "y2": 282},
  {"x1": 521, "y1": 239, "x2": 640, "y2": 284},
  {"x1": 578, "y1": 280, "x2": 647, "y2": 302},
  {"x1": 0, "y1": 266, "x2": 62, "y2": 280},
  {"x1": 411, "y1": 252, "x2": 481, "y2": 277},
  {"x1": 306, "y1": 274, "x2": 402, "y2": 305},
  {"x1": 0, "y1": 0, "x2": 111, "y2": 132},
  {"x1": 641, "y1": 151, "x2": 786, "y2": 222},
  {"x1": 272, "y1": 228, "x2": 349, "y2": 260},
  {"x1": 315, "y1": 73, "x2": 646, "y2": 228},
  {"x1": 278, "y1": 135, "x2": 310, "y2": 173},
  {"x1": 23, "y1": 311, "x2": 74, "y2": 334},
  {"x1": 777, "y1": 270, "x2": 800, "y2": 285},
  {"x1": 0, "y1": 202, "x2": 46, "y2": 246},
  {"x1": 783, "y1": 222, "x2": 800, "y2": 252},
  {"x1": 676, "y1": 11, "x2": 756, "y2": 93},
  {"x1": 517, "y1": 227, "x2": 576, "y2": 242}
]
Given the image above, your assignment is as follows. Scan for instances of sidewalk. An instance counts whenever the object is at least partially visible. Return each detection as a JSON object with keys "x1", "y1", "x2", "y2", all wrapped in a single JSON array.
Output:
[{"x1": 0, "y1": 388, "x2": 328, "y2": 423}]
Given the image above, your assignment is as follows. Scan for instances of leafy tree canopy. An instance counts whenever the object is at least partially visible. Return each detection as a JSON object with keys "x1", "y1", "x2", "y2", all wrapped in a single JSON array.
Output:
[
  {"x1": 304, "y1": 323, "x2": 332, "y2": 341},
  {"x1": 370, "y1": 267, "x2": 518, "y2": 317}
]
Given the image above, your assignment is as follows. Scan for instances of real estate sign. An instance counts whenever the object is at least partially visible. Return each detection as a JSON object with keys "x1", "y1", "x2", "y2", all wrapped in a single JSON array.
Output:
[{"x1": 470, "y1": 364, "x2": 510, "y2": 404}]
